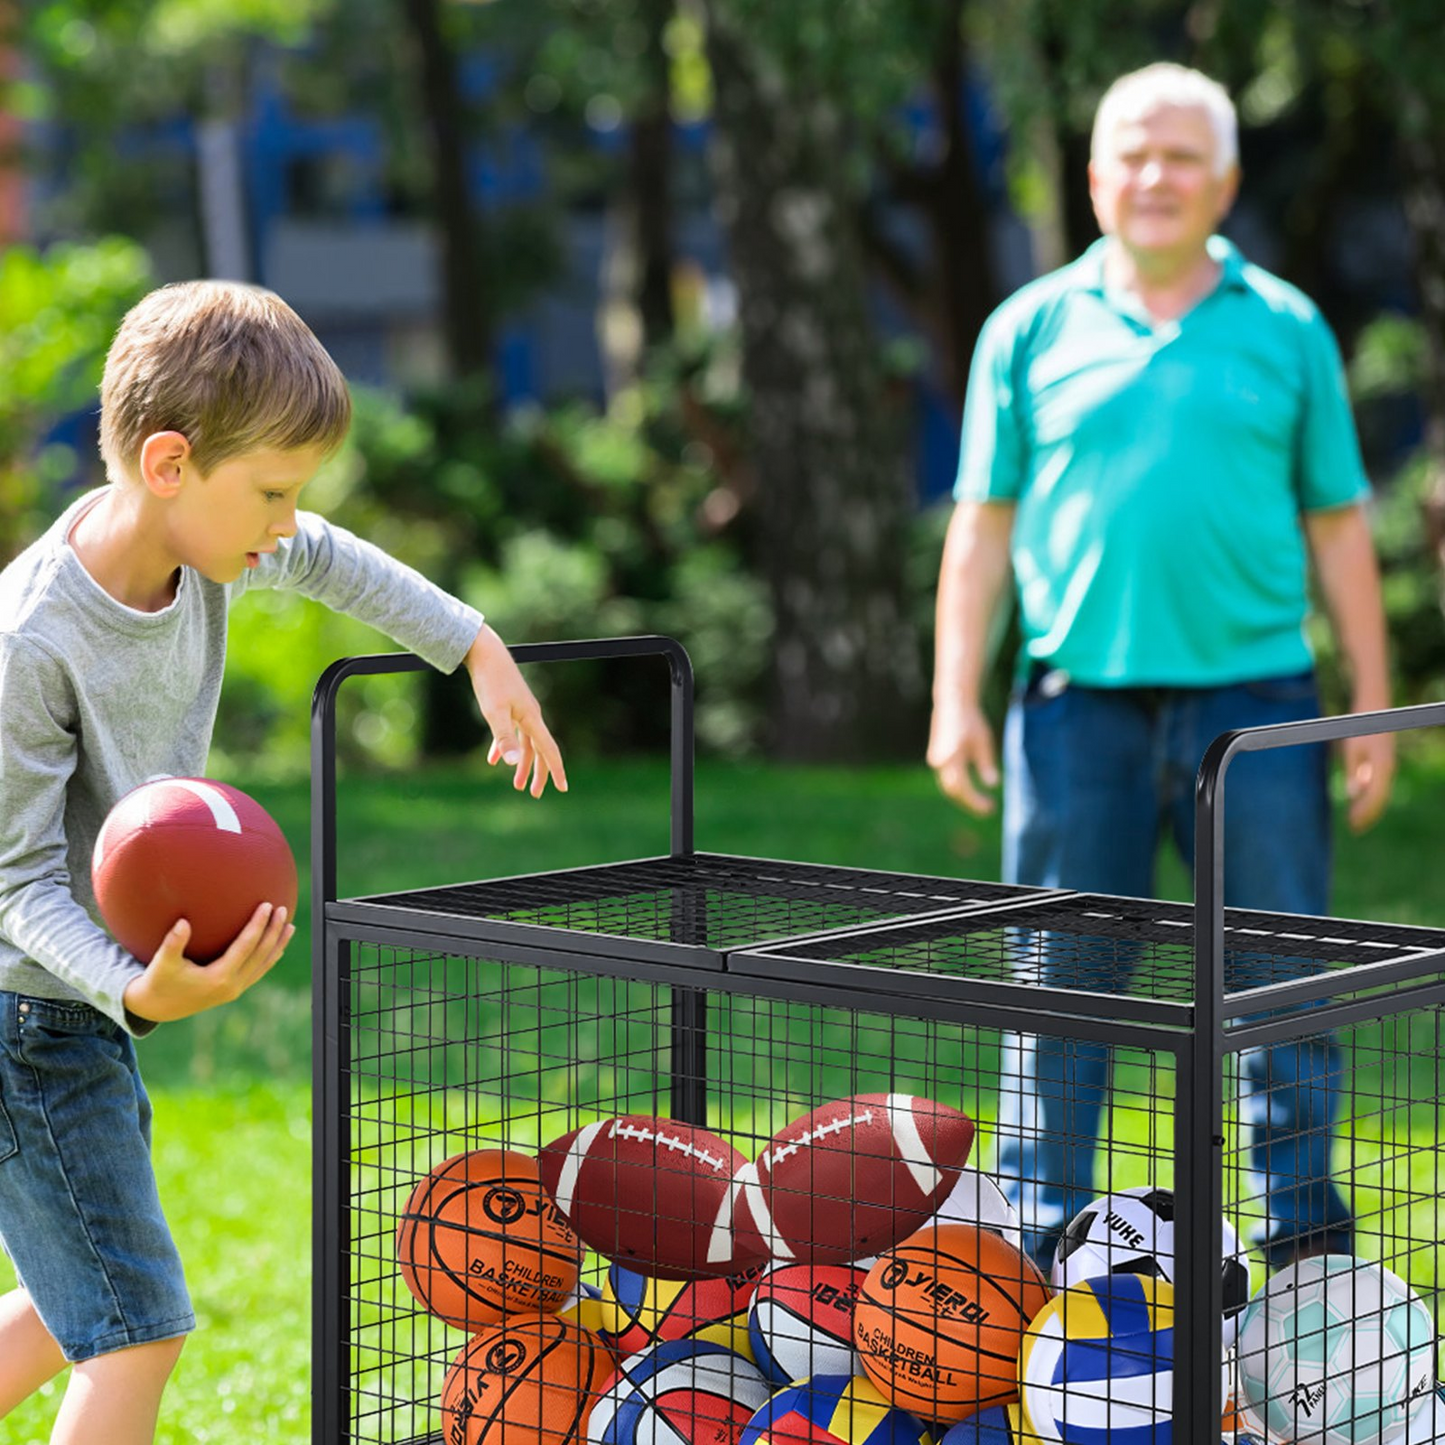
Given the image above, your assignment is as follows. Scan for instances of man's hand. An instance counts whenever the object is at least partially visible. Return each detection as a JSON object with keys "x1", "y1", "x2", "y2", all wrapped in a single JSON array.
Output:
[
  {"x1": 929, "y1": 501, "x2": 1014, "y2": 817},
  {"x1": 1342, "y1": 730, "x2": 1395, "y2": 833},
  {"x1": 465, "y1": 624, "x2": 567, "y2": 798},
  {"x1": 123, "y1": 902, "x2": 293, "y2": 1024},
  {"x1": 927, "y1": 701, "x2": 1001, "y2": 816},
  {"x1": 1305, "y1": 505, "x2": 1395, "y2": 833}
]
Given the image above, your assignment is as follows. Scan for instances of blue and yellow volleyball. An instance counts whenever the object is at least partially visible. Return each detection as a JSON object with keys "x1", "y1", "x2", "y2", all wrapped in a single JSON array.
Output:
[
  {"x1": 1018, "y1": 1274, "x2": 1175, "y2": 1445},
  {"x1": 599, "y1": 1262, "x2": 760, "y2": 1358},
  {"x1": 739, "y1": 1374, "x2": 935, "y2": 1445},
  {"x1": 939, "y1": 1405, "x2": 1021, "y2": 1444}
]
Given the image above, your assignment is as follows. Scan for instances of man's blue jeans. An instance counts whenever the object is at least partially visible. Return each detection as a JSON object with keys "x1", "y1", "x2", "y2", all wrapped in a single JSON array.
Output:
[{"x1": 994, "y1": 667, "x2": 1353, "y2": 1266}]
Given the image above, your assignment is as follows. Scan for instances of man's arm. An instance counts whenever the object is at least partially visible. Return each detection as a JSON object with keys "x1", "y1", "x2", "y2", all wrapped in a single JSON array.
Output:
[
  {"x1": 927, "y1": 500, "x2": 1016, "y2": 815},
  {"x1": 1304, "y1": 502, "x2": 1394, "y2": 832}
]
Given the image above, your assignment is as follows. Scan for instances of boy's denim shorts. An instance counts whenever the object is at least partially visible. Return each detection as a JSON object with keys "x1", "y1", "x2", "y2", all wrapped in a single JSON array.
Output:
[{"x1": 0, "y1": 992, "x2": 194, "y2": 1363}]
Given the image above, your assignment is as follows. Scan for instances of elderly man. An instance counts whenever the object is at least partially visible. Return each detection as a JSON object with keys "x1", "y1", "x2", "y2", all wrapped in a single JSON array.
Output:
[{"x1": 928, "y1": 63, "x2": 1393, "y2": 1268}]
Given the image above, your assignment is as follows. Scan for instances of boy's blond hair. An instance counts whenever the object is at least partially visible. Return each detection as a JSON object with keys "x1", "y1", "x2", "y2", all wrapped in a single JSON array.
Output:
[{"x1": 100, "y1": 280, "x2": 352, "y2": 481}]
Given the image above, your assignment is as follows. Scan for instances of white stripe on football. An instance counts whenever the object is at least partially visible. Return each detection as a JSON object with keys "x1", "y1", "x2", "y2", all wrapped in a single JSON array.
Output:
[
  {"x1": 734, "y1": 1092, "x2": 975, "y2": 1266},
  {"x1": 538, "y1": 1115, "x2": 768, "y2": 1280}
]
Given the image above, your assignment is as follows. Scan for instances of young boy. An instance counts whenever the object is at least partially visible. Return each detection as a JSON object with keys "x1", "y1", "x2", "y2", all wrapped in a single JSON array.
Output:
[{"x1": 0, "y1": 280, "x2": 566, "y2": 1443}]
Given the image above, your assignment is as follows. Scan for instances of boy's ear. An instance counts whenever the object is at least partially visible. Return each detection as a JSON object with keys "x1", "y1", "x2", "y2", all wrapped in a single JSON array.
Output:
[{"x1": 138, "y1": 431, "x2": 193, "y2": 498}]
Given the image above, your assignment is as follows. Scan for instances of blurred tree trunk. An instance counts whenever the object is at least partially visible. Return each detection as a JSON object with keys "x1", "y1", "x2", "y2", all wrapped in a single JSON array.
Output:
[
  {"x1": 600, "y1": 0, "x2": 676, "y2": 395},
  {"x1": 396, "y1": 0, "x2": 487, "y2": 758},
  {"x1": 1399, "y1": 94, "x2": 1445, "y2": 564},
  {"x1": 864, "y1": 2, "x2": 1000, "y2": 413},
  {"x1": 397, "y1": 0, "x2": 493, "y2": 384},
  {"x1": 926, "y1": 16, "x2": 999, "y2": 409},
  {"x1": 397, "y1": 0, "x2": 494, "y2": 756},
  {"x1": 0, "y1": 6, "x2": 24, "y2": 247},
  {"x1": 632, "y1": 0, "x2": 676, "y2": 351},
  {"x1": 1031, "y1": 20, "x2": 1097, "y2": 261},
  {"x1": 702, "y1": 2, "x2": 922, "y2": 761}
]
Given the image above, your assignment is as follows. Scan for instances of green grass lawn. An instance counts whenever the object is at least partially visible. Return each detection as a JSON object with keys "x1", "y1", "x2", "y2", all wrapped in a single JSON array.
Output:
[
  {"x1": 0, "y1": 1084, "x2": 311, "y2": 1445},
  {"x1": 2, "y1": 748, "x2": 1442, "y2": 1440}
]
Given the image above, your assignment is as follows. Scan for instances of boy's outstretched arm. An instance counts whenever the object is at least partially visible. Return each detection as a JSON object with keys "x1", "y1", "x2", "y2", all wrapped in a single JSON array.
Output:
[
  {"x1": 465, "y1": 624, "x2": 568, "y2": 799},
  {"x1": 233, "y1": 515, "x2": 567, "y2": 797}
]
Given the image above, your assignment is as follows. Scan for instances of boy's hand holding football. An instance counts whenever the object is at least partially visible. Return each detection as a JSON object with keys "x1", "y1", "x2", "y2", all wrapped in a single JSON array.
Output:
[{"x1": 123, "y1": 903, "x2": 294, "y2": 1024}]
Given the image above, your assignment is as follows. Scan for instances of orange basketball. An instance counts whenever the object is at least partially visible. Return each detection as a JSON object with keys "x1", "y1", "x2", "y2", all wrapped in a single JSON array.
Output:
[
  {"x1": 853, "y1": 1222, "x2": 1051, "y2": 1422},
  {"x1": 396, "y1": 1149, "x2": 582, "y2": 1332},
  {"x1": 439, "y1": 1313, "x2": 610, "y2": 1445}
]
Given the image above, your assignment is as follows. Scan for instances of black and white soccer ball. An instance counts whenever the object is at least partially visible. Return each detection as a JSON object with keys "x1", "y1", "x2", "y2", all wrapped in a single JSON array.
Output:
[{"x1": 1050, "y1": 1186, "x2": 1252, "y2": 1346}]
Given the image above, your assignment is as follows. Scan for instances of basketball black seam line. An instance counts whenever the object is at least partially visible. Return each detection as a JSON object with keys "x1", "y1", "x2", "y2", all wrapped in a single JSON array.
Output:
[
  {"x1": 893, "y1": 1241, "x2": 1043, "y2": 1287},
  {"x1": 476, "y1": 1328, "x2": 579, "y2": 1439},
  {"x1": 402, "y1": 1180, "x2": 580, "y2": 1269},
  {"x1": 406, "y1": 1216, "x2": 582, "y2": 1272},
  {"x1": 862, "y1": 1352, "x2": 1018, "y2": 1410},
  {"x1": 401, "y1": 1201, "x2": 579, "y2": 1311},
  {"x1": 408, "y1": 1235, "x2": 520, "y2": 1316},
  {"x1": 860, "y1": 1330, "x2": 1025, "y2": 1367},
  {"x1": 464, "y1": 1322, "x2": 593, "y2": 1438},
  {"x1": 858, "y1": 1279, "x2": 1038, "y2": 1333}
]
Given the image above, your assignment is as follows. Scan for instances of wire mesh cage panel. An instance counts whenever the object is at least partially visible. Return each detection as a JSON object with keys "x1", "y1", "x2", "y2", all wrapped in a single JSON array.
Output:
[
  {"x1": 334, "y1": 931, "x2": 1445, "y2": 1445},
  {"x1": 347, "y1": 946, "x2": 685, "y2": 1444},
  {"x1": 342, "y1": 942, "x2": 1192, "y2": 1445},
  {"x1": 738, "y1": 900, "x2": 1445, "y2": 1444},
  {"x1": 1224, "y1": 1009, "x2": 1445, "y2": 1445},
  {"x1": 734, "y1": 893, "x2": 1445, "y2": 1018}
]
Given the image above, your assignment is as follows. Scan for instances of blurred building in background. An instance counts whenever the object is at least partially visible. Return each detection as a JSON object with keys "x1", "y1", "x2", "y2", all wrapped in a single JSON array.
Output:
[
  {"x1": 14, "y1": 39, "x2": 1041, "y2": 502},
  {"x1": 8, "y1": 34, "x2": 1422, "y2": 500}
]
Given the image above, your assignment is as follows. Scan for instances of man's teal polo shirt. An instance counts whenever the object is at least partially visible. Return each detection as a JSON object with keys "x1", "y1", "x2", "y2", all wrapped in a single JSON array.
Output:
[{"x1": 954, "y1": 235, "x2": 1368, "y2": 686}]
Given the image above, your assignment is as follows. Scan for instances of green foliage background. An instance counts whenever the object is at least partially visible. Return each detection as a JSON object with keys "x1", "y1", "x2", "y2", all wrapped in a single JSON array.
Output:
[{"x1": 8, "y1": 0, "x2": 1445, "y2": 757}]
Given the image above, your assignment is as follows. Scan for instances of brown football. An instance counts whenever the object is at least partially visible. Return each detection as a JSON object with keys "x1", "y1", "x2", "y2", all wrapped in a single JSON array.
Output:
[{"x1": 92, "y1": 777, "x2": 297, "y2": 964}]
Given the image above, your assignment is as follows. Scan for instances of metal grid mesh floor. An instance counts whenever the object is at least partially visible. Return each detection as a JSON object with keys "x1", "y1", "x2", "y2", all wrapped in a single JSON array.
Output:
[
  {"x1": 736, "y1": 892, "x2": 1445, "y2": 1007},
  {"x1": 354, "y1": 853, "x2": 1044, "y2": 952}
]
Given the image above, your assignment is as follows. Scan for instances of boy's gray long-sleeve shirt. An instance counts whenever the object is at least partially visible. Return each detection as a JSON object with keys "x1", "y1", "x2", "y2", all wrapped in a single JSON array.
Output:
[{"x1": 0, "y1": 488, "x2": 483, "y2": 1035}]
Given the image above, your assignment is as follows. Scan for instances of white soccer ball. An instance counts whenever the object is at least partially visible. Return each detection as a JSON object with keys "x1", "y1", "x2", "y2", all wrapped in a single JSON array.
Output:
[
  {"x1": 1051, "y1": 1186, "x2": 1251, "y2": 1346},
  {"x1": 1397, "y1": 1385, "x2": 1445, "y2": 1443},
  {"x1": 1234, "y1": 1255, "x2": 1437, "y2": 1445}
]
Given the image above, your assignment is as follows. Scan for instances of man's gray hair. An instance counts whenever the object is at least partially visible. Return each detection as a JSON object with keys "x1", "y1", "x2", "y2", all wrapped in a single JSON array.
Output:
[{"x1": 1091, "y1": 63, "x2": 1238, "y2": 177}]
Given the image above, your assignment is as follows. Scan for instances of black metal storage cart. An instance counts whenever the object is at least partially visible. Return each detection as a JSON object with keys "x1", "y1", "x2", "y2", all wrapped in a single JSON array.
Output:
[{"x1": 311, "y1": 638, "x2": 1445, "y2": 1445}]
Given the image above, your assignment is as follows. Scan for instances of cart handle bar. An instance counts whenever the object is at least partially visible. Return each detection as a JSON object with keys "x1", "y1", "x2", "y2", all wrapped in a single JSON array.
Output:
[
  {"x1": 310, "y1": 636, "x2": 695, "y2": 907},
  {"x1": 1193, "y1": 699, "x2": 1445, "y2": 1009}
]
